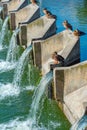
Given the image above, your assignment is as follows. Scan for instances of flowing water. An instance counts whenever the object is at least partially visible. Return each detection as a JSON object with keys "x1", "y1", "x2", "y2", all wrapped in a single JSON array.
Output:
[
  {"x1": 70, "y1": 115, "x2": 87, "y2": 130},
  {"x1": 0, "y1": 18, "x2": 3, "y2": 32},
  {"x1": 13, "y1": 45, "x2": 32, "y2": 87},
  {"x1": 30, "y1": 71, "x2": 53, "y2": 121},
  {"x1": 0, "y1": 28, "x2": 20, "y2": 73},
  {"x1": 0, "y1": 0, "x2": 87, "y2": 130},
  {"x1": 6, "y1": 28, "x2": 20, "y2": 63},
  {"x1": 0, "y1": 6, "x2": 3, "y2": 13},
  {"x1": 0, "y1": 16, "x2": 9, "y2": 48}
]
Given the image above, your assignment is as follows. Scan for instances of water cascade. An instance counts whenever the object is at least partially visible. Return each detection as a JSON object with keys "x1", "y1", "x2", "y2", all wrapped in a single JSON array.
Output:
[
  {"x1": 0, "y1": 1, "x2": 86, "y2": 130},
  {"x1": 29, "y1": 71, "x2": 53, "y2": 128},
  {"x1": 70, "y1": 115, "x2": 87, "y2": 130},
  {"x1": 0, "y1": 28, "x2": 20, "y2": 73},
  {"x1": 0, "y1": 71, "x2": 53, "y2": 130},
  {"x1": 13, "y1": 44, "x2": 32, "y2": 87},
  {"x1": 6, "y1": 28, "x2": 20, "y2": 63},
  {"x1": 0, "y1": 18, "x2": 3, "y2": 31},
  {"x1": 0, "y1": 16, "x2": 9, "y2": 48},
  {"x1": 0, "y1": 6, "x2": 3, "y2": 13}
]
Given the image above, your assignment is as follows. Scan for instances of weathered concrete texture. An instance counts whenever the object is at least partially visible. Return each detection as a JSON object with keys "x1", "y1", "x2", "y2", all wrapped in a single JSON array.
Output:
[
  {"x1": 10, "y1": 12, "x2": 15, "y2": 30},
  {"x1": 20, "y1": 25, "x2": 27, "y2": 46},
  {"x1": 20, "y1": 16, "x2": 56, "y2": 46},
  {"x1": 0, "y1": 1, "x2": 8, "y2": 19},
  {"x1": 2, "y1": 3, "x2": 7, "y2": 19},
  {"x1": 64, "y1": 85, "x2": 87, "y2": 124},
  {"x1": 1, "y1": 0, "x2": 9, "y2": 2},
  {"x1": 10, "y1": 4, "x2": 40, "y2": 30},
  {"x1": 54, "y1": 61, "x2": 87, "y2": 124},
  {"x1": 33, "y1": 30, "x2": 80, "y2": 74},
  {"x1": 0, "y1": 1, "x2": 2, "y2": 6},
  {"x1": 8, "y1": 0, "x2": 26, "y2": 12},
  {"x1": 33, "y1": 41, "x2": 42, "y2": 68},
  {"x1": 1, "y1": 0, "x2": 28, "y2": 19}
]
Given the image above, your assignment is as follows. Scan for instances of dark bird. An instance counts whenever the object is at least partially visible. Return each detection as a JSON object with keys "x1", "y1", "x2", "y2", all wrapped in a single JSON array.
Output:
[
  {"x1": 62, "y1": 20, "x2": 73, "y2": 30},
  {"x1": 73, "y1": 29, "x2": 86, "y2": 36}
]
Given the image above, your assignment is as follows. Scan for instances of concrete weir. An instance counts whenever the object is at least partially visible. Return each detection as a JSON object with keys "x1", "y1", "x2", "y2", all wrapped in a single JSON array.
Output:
[
  {"x1": 54, "y1": 61, "x2": 87, "y2": 124},
  {"x1": 10, "y1": 4, "x2": 40, "y2": 30},
  {"x1": 1, "y1": 0, "x2": 28, "y2": 19},
  {"x1": 19, "y1": 16, "x2": 56, "y2": 47},
  {"x1": 33, "y1": 30, "x2": 80, "y2": 74}
]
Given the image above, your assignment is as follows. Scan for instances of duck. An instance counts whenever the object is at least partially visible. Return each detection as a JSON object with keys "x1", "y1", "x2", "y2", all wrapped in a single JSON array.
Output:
[
  {"x1": 43, "y1": 8, "x2": 57, "y2": 19},
  {"x1": 73, "y1": 29, "x2": 86, "y2": 36},
  {"x1": 30, "y1": 0, "x2": 37, "y2": 5},
  {"x1": 62, "y1": 20, "x2": 73, "y2": 30}
]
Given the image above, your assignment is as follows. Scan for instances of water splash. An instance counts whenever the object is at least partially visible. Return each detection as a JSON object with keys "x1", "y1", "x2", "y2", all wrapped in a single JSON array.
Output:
[
  {"x1": 70, "y1": 115, "x2": 87, "y2": 130},
  {"x1": 0, "y1": 16, "x2": 9, "y2": 47},
  {"x1": 6, "y1": 28, "x2": 20, "y2": 63},
  {"x1": 0, "y1": 83, "x2": 35, "y2": 101},
  {"x1": 29, "y1": 71, "x2": 53, "y2": 123},
  {"x1": 0, "y1": 83, "x2": 20, "y2": 100},
  {"x1": 13, "y1": 45, "x2": 32, "y2": 87},
  {"x1": 0, "y1": 118, "x2": 47, "y2": 130},
  {"x1": 0, "y1": 60, "x2": 16, "y2": 73}
]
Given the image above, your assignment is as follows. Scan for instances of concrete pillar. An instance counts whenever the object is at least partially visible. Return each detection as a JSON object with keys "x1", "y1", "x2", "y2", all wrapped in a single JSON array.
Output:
[
  {"x1": 33, "y1": 41, "x2": 42, "y2": 69},
  {"x1": 48, "y1": 83, "x2": 54, "y2": 99},
  {"x1": 10, "y1": 12, "x2": 15, "y2": 30},
  {"x1": 20, "y1": 25, "x2": 27, "y2": 46},
  {"x1": 10, "y1": 4, "x2": 40, "y2": 30},
  {"x1": 19, "y1": 16, "x2": 56, "y2": 47},
  {"x1": 53, "y1": 61, "x2": 87, "y2": 124},
  {"x1": 32, "y1": 30, "x2": 80, "y2": 75},
  {"x1": 2, "y1": 3, "x2": 8, "y2": 19},
  {"x1": 0, "y1": 10, "x2": 3, "y2": 19},
  {"x1": 54, "y1": 62, "x2": 87, "y2": 101},
  {"x1": 54, "y1": 69, "x2": 64, "y2": 102}
]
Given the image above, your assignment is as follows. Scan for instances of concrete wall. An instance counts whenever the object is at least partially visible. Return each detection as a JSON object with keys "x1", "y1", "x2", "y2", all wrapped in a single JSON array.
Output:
[
  {"x1": 19, "y1": 16, "x2": 56, "y2": 46},
  {"x1": 54, "y1": 61, "x2": 87, "y2": 100},
  {"x1": 1, "y1": 1, "x2": 9, "y2": 19},
  {"x1": 54, "y1": 61, "x2": 87, "y2": 124},
  {"x1": 1, "y1": 0, "x2": 28, "y2": 19},
  {"x1": 0, "y1": 1, "x2": 8, "y2": 19},
  {"x1": 8, "y1": 0, "x2": 26, "y2": 12},
  {"x1": 10, "y1": 4, "x2": 40, "y2": 30},
  {"x1": 1, "y1": 0, "x2": 10, "y2": 2},
  {"x1": 33, "y1": 30, "x2": 80, "y2": 74}
]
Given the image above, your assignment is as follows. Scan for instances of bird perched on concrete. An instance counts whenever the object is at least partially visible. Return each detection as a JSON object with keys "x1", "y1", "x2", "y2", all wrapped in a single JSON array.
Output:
[
  {"x1": 43, "y1": 8, "x2": 57, "y2": 19},
  {"x1": 30, "y1": 0, "x2": 37, "y2": 5},
  {"x1": 62, "y1": 20, "x2": 73, "y2": 30},
  {"x1": 73, "y1": 29, "x2": 86, "y2": 36}
]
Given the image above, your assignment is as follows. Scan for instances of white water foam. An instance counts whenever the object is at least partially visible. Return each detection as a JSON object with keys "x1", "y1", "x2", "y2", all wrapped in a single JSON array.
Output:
[
  {"x1": 0, "y1": 45, "x2": 3, "y2": 51},
  {"x1": 0, "y1": 83, "x2": 20, "y2": 100},
  {"x1": 23, "y1": 85, "x2": 35, "y2": 91},
  {"x1": 49, "y1": 121, "x2": 61, "y2": 129},
  {"x1": 0, "y1": 117, "x2": 61, "y2": 130},
  {"x1": 0, "y1": 60, "x2": 16, "y2": 73},
  {"x1": 0, "y1": 83, "x2": 35, "y2": 100},
  {"x1": 0, "y1": 118, "x2": 47, "y2": 130}
]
